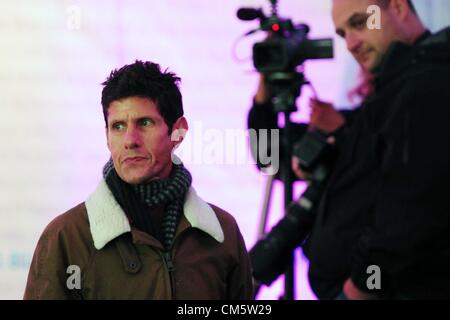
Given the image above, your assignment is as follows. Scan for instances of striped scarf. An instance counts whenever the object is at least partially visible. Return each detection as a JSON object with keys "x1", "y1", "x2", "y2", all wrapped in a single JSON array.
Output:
[{"x1": 103, "y1": 158, "x2": 192, "y2": 251}]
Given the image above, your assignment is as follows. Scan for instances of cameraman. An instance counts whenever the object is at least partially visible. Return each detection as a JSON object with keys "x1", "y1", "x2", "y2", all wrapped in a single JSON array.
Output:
[{"x1": 248, "y1": 0, "x2": 450, "y2": 299}]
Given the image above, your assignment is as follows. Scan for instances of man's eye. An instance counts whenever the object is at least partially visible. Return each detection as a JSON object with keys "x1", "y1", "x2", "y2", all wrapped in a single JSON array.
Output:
[
  {"x1": 351, "y1": 18, "x2": 366, "y2": 29},
  {"x1": 337, "y1": 31, "x2": 345, "y2": 39},
  {"x1": 140, "y1": 118, "x2": 154, "y2": 127},
  {"x1": 112, "y1": 122, "x2": 125, "y2": 130}
]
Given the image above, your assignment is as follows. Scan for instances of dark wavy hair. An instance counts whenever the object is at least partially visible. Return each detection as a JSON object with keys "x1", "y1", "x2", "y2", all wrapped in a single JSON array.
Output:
[{"x1": 101, "y1": 60, "x2": 183, "y2": 131}]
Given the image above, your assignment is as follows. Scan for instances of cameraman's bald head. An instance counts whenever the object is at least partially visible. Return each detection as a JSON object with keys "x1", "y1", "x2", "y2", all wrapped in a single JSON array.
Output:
[
  {"x1": 332, "y1": 0, "x2": 425, "y2": 72},
  {"x1": 377, "y1": 0, "x2": 416, "y2": 14}
]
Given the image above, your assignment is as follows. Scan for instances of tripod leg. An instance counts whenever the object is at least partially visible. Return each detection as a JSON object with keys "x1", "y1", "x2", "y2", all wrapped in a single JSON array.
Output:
[
  {"x1": 253, "y1": 173, "x2": 275, "y2": 299},
  {"x1": 258, "y1": 173, "x2": 275, "y2": 239}
]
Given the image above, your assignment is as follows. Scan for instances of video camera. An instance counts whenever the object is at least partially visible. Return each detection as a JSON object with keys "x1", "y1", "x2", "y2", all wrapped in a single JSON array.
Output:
[{"x1": 237, "y1": 0, "x2": 333, "y2": 73}]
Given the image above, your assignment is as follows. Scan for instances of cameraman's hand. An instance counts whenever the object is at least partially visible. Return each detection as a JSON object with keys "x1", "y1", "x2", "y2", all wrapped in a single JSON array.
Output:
[
  {"x1": 291, "y1": 136, "x2": 336, "y2": 181},
  {"x1": 291, "y1": 156, "x2": 310, "y2": 180},
  {"x1": 343, "y1": 278, "x2": 379, "y2": 300},
  {"x1": 254, "y1": 74, "x2": 271, "y2": 104},
  {"x1": 309, "y1": 98, "x2": 345, "y2": 133}
]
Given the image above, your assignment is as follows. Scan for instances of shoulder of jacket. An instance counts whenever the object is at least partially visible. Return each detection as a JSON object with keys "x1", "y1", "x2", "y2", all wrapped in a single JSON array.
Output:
[
  {"x1": 206, "y1": 203, "x2": 242, "y2": 237},
  {"x1": 208, "y1": 203, "x2": 236, "y2": 222},
  {"x1": 42, "y1": 203, "x2": 90, "y2": 239}
]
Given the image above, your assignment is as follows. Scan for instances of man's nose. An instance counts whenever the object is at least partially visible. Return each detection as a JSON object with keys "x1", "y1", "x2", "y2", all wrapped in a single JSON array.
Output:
[
  {"x1": 124, "y1": 126, "x2": 141, "y2": 149},
  {"x1": 346, "y1": 31, "x2": 362, "y2": 53}
]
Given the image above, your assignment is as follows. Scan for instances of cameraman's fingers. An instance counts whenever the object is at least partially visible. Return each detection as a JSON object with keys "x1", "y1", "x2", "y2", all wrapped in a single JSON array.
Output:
[
  {"x1": 255, "y1": 74, "x2": 271, "y2": 104},
  {"x1": 309, "y1": 98, "x2": 333, "y2": 109},
  {"x1": 327, "y1": 136, "x2": 336, "y2": 145},
  {"x1": 309, "y1": 98, "x2": 330, "y2": 120},
  {"x1": 309, "y1": 98, "x2": 319, "y2": 111},
  {"x1": 291, "y1": 157, "x2": 308, "y2": 180},
  {"x1": 310, "y1": 103, "x2": 345, "y2": 133}
]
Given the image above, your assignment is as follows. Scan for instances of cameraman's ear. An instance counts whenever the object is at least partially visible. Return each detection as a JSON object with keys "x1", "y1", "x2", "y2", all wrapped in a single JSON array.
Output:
[{"x1": 171, "y1": 116, "x2": 188, "y2": 147}]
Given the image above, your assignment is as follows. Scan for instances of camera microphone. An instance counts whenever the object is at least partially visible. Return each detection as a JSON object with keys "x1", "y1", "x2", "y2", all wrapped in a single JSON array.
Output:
[{"x1": 237, "y1": 8, "x2": 266, "y2": 21}]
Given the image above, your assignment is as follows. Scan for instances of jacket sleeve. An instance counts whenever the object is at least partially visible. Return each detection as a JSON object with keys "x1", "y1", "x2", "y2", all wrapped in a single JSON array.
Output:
[
  {"x1": 247, "y1": 100, "x2": 279, "y2": 132},
  {"x1": 247, "y1": 100, "x2": 283, "y2": 172},
  {"x1": 23, "y1": 220, "x2": 78, "y2": 300},
  {"x1": 350, "y1": 69, "x2": 450, "y2": 293},
  {"x1": 226, "y1": 221, "x2": 254, "y2": 300},
  {"x1": 248, "y1": 99, "x2": 359, "y2": 168},
  {"x1": 247, "y1": 99, "x2": 309, "y2": 174}
]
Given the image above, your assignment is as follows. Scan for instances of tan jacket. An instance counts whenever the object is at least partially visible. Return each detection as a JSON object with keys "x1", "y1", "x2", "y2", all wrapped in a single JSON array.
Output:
[{"x1": 24, "y1": 180, "x2": 253, "y2": 299}]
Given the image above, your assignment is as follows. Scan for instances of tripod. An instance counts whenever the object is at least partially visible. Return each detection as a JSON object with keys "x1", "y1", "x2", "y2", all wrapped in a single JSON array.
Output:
[{"x1": 255, "y1": 71, "x2": 307, "y2": 300}]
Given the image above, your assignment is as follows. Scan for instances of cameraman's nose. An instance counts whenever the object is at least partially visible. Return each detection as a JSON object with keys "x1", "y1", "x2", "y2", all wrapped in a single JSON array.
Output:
[{"x1": 345, "y1": 32, "x2": 362, "y2": 53}]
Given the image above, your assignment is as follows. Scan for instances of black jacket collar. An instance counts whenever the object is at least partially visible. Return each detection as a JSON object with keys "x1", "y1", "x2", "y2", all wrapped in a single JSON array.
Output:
[{"x1": 373, "y1": 27, "x2": 450, "y2": 89}]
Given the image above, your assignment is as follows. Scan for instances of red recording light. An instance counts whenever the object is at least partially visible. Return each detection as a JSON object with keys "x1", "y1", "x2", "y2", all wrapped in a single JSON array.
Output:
[{"x1": 271, "y1": 23, "x2": 280, "y2": 32}]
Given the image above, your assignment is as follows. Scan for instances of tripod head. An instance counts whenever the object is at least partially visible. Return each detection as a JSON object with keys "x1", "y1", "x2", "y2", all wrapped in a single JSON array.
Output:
[{"x1": 265, "y1": 71, "x2": 305, "y2": 113}]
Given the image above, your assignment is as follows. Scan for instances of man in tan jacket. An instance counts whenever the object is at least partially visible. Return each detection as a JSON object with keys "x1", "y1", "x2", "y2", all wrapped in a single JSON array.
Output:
[{"x1": 24, "y1": 60, "x2": 253, "y2": 300}]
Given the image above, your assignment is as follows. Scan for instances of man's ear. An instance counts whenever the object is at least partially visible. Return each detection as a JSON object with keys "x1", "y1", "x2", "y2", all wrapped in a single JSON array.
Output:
[
  {"x1": 389, "y1": 0, "x2": 410, "y2": 20},
  {"x1": 170, "y1": 116, "x2": 188, "y2": 147},
  {"x1": 106, "y1": 127, "x2": 111, "y2": 152}
]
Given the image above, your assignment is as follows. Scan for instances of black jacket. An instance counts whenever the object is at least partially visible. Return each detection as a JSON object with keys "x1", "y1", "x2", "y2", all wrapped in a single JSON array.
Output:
[{"x1": 248, "y1": 27, "x2": 450, "y2": 299}]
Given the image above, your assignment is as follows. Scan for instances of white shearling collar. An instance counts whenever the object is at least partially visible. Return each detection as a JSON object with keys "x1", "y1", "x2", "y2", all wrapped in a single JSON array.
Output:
[{"x1": 85, "y1": 179, "x2": 224, "y2": 250}]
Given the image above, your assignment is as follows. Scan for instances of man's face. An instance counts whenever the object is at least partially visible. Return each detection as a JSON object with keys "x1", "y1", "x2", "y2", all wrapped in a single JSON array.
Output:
[
  {"x1": 106, "y1": 96, "x2": 184, "y2": 184},
  {"x1": 332, "y1": 0, "x2": 401, "y2": 72}
]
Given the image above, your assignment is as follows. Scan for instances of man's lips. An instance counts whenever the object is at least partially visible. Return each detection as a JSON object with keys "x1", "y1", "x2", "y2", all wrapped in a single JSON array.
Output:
[{"x1": 122, "y1": 156, "x2": 148, "y2": 164}]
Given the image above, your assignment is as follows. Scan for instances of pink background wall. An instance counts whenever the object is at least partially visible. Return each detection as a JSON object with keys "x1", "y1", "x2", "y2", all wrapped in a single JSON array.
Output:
[{"x1": 0, "y1": 0, "x2": 447, "y2": 299}]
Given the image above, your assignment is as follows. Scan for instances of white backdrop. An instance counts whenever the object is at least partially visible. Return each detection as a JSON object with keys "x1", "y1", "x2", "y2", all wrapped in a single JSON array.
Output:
[{"x1": 0, "y1": 0, "x2": 448, "y2": 300}]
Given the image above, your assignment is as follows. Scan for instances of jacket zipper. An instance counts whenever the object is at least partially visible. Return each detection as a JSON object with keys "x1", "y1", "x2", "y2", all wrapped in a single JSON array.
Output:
[
  {"x1": 163, "y1": 251, "x2": 176, "y2": 299},
  {"x1": 162, "y1": 229, "x2": 191, "y2": 299}
]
